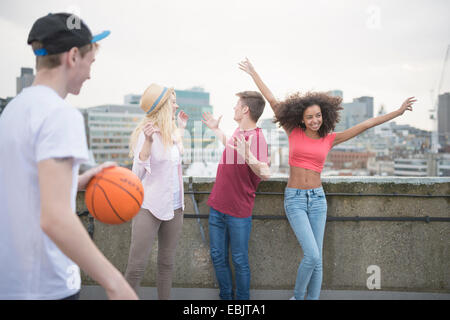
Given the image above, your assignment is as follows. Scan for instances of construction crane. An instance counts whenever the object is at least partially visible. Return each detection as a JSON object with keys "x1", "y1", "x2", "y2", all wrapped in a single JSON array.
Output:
[{"x1": 430, "y1": 44, "x2": 450, "y2": 153}]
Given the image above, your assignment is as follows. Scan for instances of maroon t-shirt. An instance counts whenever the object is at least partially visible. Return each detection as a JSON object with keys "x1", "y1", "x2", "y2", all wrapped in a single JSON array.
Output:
[{"x1": 207, "y1": 127, "x2": 269, "y2": 218}]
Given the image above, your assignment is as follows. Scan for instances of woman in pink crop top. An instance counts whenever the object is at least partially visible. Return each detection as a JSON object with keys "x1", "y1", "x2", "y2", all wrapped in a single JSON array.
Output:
[{"x1": 240, "y1": 58, "x2": 416, "y2": 300}]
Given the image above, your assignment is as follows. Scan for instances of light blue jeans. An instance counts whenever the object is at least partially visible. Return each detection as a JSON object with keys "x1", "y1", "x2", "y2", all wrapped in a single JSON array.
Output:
[
  {"x1": 284, "y1": 187, "x2": 328, "y2": 300},
  {"x1": 209, "y1": 207, "x2": 252, "y2": 300}
]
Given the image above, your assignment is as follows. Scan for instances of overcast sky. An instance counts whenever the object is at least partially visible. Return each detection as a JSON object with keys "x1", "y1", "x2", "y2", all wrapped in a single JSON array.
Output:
[{"x1": 1, "y1": 0, "x2": 449, "y2": 134}]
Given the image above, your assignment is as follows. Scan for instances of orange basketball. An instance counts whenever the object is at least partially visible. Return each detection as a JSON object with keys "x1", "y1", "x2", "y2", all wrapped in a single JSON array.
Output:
[{"x1": 85, "y1": 166, "x2": 144, "y2": 225}]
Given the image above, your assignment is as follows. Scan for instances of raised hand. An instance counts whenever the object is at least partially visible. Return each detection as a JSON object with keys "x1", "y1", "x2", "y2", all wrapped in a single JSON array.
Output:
[
  {"x1": 201, "y1": 112, "x2": 222, "y2": 130},
  {"x1": 142, "y1": 121, "x2": 160, "y2": 142},
  {"x1": 397, "y1": 97, "x2": 417, "y2": 115},
  {"x1": 177, "y1": 110, "x2": 189, "y2": 129},
  {"x1": 238, "y1": 57, "x2": 256, "y2": 76}
]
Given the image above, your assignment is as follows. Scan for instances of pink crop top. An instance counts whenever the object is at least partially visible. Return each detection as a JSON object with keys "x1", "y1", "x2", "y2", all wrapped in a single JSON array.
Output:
[{"x1": 288, "y1": 127, "x2": 336, "y2": 173}]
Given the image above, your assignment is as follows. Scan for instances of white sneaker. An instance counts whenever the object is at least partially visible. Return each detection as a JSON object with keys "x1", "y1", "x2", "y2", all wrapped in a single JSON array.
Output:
[{"x1": 289, "y1": 296, "x2": 296, "y2": 300}]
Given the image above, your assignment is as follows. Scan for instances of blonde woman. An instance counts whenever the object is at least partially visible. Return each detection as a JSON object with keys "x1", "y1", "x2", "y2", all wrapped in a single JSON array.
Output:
[{"x1": 125, "y1": 83, "x2": 189, "y2": 299}]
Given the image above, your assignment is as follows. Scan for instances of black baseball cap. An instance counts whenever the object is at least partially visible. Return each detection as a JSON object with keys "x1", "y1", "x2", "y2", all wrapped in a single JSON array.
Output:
[{"x1": 27, "y1": 13, "x2": 110, "y2": 56}]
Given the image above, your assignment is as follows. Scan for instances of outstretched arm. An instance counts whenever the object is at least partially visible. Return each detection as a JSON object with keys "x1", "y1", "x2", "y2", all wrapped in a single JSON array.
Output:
[
  {"x1": 239, "y1": 58, "x2": 291, "y2": 135},
  {"x1": 333, "y1": 97, "x2": 417, "y2": 147},
  {"x1": 239, "y1": 57, "x2": 279, "y2": 112}
]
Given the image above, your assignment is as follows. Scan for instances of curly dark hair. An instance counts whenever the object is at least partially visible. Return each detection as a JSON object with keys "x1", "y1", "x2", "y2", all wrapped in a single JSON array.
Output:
[{"x1": 274, "y1": 91, "x2": 343, "y2": 137}]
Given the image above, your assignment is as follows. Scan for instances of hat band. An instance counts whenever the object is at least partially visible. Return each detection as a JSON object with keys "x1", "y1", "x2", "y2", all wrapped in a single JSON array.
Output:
[
  {"x1": 147, "y1": 87, "x2": 168, "y2": 114},
  {"x1": 34, "y1": 48, "x2": 48, "y2": 56}
]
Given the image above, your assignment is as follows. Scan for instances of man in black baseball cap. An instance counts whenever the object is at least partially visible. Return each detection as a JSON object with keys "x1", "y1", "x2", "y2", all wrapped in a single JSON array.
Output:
[
  {"x1": 27, "y1": 12, "x2": 110, "y2": 80},
  {"x1": 27, "y1": 12, "x2": 110, "y2": 56},
  {"x1": 26, "y1": 12, "x2": 111, "y2": 95},
  {"x1": 0, "y1": 13, "x2": 138, "y2": 300}
]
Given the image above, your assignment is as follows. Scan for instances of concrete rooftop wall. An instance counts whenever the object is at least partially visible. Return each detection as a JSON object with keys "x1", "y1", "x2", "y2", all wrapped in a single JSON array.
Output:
[{"x1": 77, "y1": 177, "x2": 450, "y2": 293}]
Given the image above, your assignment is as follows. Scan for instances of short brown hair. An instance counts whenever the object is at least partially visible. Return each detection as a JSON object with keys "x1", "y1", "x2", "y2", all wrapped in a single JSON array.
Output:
[
  {"x1": 236, "y1": 91, "x2": 266, "y2": 122},
  {"x1": 30, "y1": 41, "x2": 98, "y2": 70}
]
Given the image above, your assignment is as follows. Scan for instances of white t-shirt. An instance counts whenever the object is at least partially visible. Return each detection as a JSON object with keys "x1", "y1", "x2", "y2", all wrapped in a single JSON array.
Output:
[{"x1": 0, "y1": 85, "x2": 89, "y2": 299}]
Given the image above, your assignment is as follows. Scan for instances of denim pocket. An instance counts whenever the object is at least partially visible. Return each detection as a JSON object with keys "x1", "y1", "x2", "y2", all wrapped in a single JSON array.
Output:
[
  {"x1": 311, "y1": 192, "x2": 328, "y2": 213},
  {"x1": 317, "y1": 191, "x2": 326, "y2": 199},
  {"x1": 284, "y1": 194, "x2": 296, "y2": 214}
]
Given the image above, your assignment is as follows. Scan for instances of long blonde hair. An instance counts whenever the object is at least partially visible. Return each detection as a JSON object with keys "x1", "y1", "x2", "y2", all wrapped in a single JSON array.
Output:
[{"x1": 129, "y1": 93, "x2": 181, "y2": 157}]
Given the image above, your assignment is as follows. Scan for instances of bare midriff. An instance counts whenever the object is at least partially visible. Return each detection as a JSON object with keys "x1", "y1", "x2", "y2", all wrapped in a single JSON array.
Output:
[{"x1": 287, "y1": 166, "x2": 322, "y2": 190}]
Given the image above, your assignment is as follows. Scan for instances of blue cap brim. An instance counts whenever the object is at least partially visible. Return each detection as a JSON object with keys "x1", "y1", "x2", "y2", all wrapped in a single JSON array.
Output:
[{"x1": 91, "y1": 30, "x2": 110, "y2": 43}]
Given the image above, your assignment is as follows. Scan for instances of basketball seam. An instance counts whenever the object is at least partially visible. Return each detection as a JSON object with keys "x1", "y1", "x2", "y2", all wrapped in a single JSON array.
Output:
[
  {"x1": 95, "y1": 176, "x2": 142, "y2": 208},
  {"x1": 91, "y1": 170, "x2": 105, "y2": 220},
  {"x1": 96, "y1": 184, "x2": 127, "y2": 223},
  {"x1": 90, "y1": 182, "x2": 99, "y2": 220}
]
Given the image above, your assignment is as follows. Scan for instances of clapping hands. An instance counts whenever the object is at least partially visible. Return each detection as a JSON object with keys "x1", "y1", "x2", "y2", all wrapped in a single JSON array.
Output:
[{"x1": 228, "y1": 134, "x2": 253, "y2": 161}]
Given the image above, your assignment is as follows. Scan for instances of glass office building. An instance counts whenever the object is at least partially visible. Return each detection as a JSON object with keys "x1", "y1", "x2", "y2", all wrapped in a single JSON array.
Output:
[
  {"x1": 175, "y1": 87, "x2": 214, "y2": 150},
  {"x1": 81, "y1": 104, "x2": 144, "y2": 166}
]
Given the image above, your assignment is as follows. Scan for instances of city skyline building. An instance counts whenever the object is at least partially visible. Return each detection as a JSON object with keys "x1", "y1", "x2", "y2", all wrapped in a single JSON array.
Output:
[
  {"x1": 0, "y1": 97, "x2": 13, "y2": 116},
  {"x1": 438, "y1": 92, "x2": 450, "y2": 150},
  {"x1": 175, "y1": 87, "x2": 214, "y2": 150},
  {"x1": 0, "y1": 67, "x2": 32, "y2": 116},
  {"x1": 16, "y1": 67, "x2": 34, "y2": 95},
  {"x1": 327, "y1": 89, "x2": 343, "y2": 100},
  {"x1": 335, "y1": 95, "x2": 374, "y2": 132},
  {"x1": 80, "y1": 104, "x2": 144, "y2": 166},
  {"x1": 124, "y1": 94, "x2": 141, "y2": 105}
]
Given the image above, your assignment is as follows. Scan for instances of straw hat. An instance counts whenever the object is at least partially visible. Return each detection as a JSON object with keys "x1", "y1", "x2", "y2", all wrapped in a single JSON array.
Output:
[{"x1": 140, "y1": 83, "x2": 174, "y2": 115}]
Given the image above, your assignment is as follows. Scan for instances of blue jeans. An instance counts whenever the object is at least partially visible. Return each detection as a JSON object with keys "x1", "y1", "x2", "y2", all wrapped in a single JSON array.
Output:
[
  {"x1": 284, "y1": 187, "x2": 328, "y2": 300},
  {"x1": 208, "y1": 207, "x2": 252, "y2": 300}
]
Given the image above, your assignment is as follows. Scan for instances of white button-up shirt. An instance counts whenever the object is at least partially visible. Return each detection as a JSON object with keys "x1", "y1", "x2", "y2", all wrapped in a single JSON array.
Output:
[{"x1": 132, "y1": 131, "x2": 184, "y2": 221}]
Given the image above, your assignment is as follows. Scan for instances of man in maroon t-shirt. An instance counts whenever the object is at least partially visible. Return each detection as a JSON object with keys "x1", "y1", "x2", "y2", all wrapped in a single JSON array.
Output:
[{"x1": 202, "y1": 91, "x2": 270, "y2": 300}]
